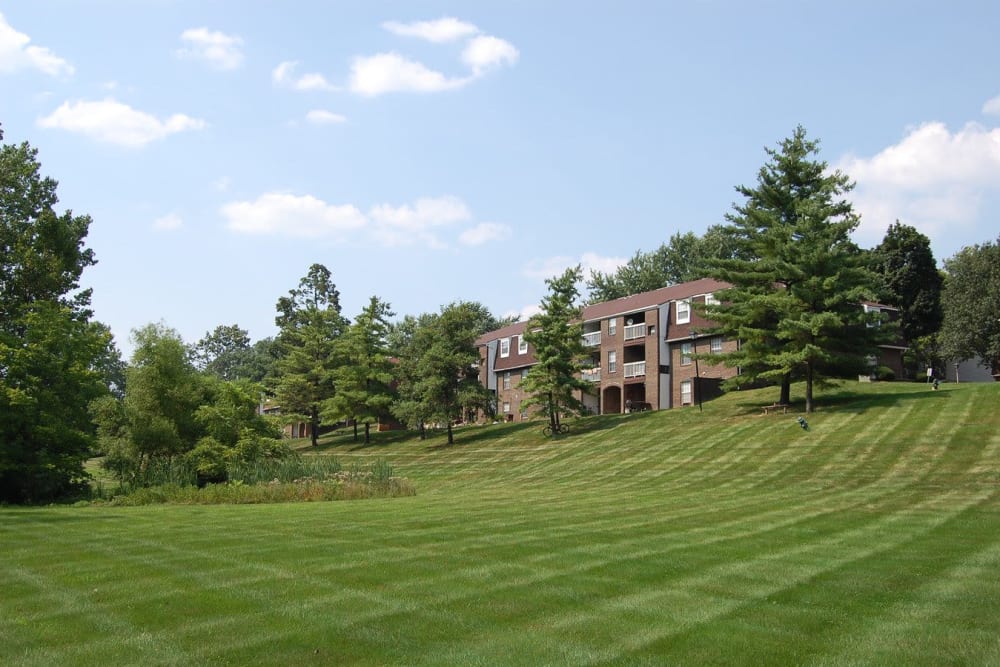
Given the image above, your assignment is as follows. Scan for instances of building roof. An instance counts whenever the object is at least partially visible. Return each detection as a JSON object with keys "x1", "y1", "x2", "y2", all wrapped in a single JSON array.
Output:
[{"x1": 581, "y1": 277, "x2": 729, "y2": 322}]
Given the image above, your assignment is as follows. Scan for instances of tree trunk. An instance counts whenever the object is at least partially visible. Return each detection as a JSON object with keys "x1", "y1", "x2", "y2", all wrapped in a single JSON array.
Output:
[
  {"x1": 805, "y1": 365, "x2": 814, "y2": 413},
  {"x1": 419, "y1": 421, "x2": 425, "y2": 440},
  {"x1": 779, "y1": 374, "x2": 791, "y2": 405},
  {"x1": 364, "y1": 422, "x2": 370, "y2": 444},
  {"x1": 309, "y1": 407, "x2": 319, "y2": 447},
  {"x1": 446, "y1": 420, "x2": 454, "y2": 445}
]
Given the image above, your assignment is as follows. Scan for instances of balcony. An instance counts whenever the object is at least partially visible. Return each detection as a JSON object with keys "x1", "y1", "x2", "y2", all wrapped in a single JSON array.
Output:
[
  {"x1": 581, "y1": 368, "x2": 601, "y2": 382},
  {"x1": 582, "y1": 331, "x2": 601, "y2": 347},
  {"x1": 623, "y1": 360, "x2": 646, "y2": 378},
  {"x1": 624, "y1": 323, "x2": 645, "y2": 341}
]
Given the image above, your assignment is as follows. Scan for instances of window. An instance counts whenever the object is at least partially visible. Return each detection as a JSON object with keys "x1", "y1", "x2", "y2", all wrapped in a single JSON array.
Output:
[
  {"x1": 681, "y1": 342, "x2": 692, "y2": 366},
  {"x1": 518, "y1": 335, "x2": 528, "y2": 354},
  {"x1": 502, "y1": 401, "x2": 511, "y2": 414},
  {"x1": 676, "y1": 299, "x2": 691, "y2": 324},
  {"x1": 711, "y1": 336, "x2": 723, "y2": 353},
  {"x1": 608, "y1": 350, "x2": 617, "y2": 374},
  {"x1": 503, "y1": 371, "x2": 511, "y2": 390},
  {"x1": 500, "y1": 337, "x2": 510, "y2": 357},
  {"x1": 680, "y1": 380, "x2": 693, "y2": 405},
  {"x1": 704, "y1": 292, "x2": 719, "y2": 306},
  {"x1": 608, "y1": 318, "x2": 617, "y2": 336},
  {"x1": 521, "y1": 368, "x2": 529, "y2": 381}
]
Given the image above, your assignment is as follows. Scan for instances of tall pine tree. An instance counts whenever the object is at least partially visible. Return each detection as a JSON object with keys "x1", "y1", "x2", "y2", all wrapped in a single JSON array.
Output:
[
  {"x1": 706, "y1": 127, "x2": 884, "y2": 412},
  {"x1": 523, "y1": 266, "x2": 592, "y2": 431}
]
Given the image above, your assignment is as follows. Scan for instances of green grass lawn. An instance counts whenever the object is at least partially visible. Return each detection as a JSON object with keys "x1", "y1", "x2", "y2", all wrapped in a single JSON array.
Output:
[{"x1": 3, "y1": 381, "x2": 999, "y2": 665}]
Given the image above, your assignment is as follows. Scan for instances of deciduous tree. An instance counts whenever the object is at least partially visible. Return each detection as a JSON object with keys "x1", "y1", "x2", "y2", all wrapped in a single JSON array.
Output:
[
  {"x1": 939, "y1": 237, "x2": 1000, "y2": 377},
  {"x1": 0, "y1": 128, "x2": 118, "y2": 502}
]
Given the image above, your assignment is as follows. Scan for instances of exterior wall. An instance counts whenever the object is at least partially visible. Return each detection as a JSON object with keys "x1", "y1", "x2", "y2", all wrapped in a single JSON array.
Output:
[
  {"x1": 496, "y1": 367, "x2": 534, "y2": 422},
  {"x1": 670, "y1": 336, "x2": 739, "y2": 407}
]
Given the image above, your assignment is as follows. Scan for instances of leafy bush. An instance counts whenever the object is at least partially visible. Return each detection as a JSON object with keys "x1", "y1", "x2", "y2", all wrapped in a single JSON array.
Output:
[{"x1": 875, "y1": 366, "x2": 896, "y2": 381}]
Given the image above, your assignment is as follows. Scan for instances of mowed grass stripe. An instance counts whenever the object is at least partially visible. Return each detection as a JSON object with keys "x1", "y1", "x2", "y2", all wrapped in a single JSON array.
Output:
[{"x1": 3, "y1": 381, "x2": 999, "y2": 665}]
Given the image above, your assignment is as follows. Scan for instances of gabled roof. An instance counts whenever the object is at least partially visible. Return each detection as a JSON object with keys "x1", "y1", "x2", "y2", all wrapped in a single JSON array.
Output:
[{"x1": 581, "y1": 278, "x2": 729, "y2": 322}]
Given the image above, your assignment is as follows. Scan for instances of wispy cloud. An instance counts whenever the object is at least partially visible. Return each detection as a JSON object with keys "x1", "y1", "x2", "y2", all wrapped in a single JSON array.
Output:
[
  {"x1": 176, "y1": 27, "x2": 244, "y2": 70},
  {"x1": 982, "y1": 94, "x2": 1000, "y2": 116},
  {"x1": 272, "y1": 60, "x2": 338, "y2": 92},
  {"x1": 37, "y1": 99, "x2": 205, "y2": 148},
  {"x1": 462, "y1": 35, "x2": 519, "y2": 74},
  {"x1": 0, "y1": 11, "x2": 73, "y2": 77},
  {"x1": 306, "y1": 109, "x2": 347, "y2": 125},
  {"x1": 459, "y1": 222, "x2": 511, "y2": 246},
  {"x1": 349, "y1": 52, "x2": 471, "y2": 96},
  {"x1": 370, "y1": 195, "x2": 471, "y2": 247},
  {"x1": 382, "y1": 17, "x2": 479, "y2": 43},
  {"x1": 222, "y1": 192, "x2": 366, "y2": 238}
]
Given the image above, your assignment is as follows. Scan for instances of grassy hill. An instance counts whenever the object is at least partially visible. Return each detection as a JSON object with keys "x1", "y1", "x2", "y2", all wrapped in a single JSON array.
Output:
[{"x1": 3, "y1": 381, "x2": 999, "y2": 665}]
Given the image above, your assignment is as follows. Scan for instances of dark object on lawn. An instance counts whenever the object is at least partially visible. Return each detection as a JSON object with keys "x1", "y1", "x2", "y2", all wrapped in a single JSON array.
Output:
[{"x1": 797, "y1": 416, "x2": 809, "y2": 430}]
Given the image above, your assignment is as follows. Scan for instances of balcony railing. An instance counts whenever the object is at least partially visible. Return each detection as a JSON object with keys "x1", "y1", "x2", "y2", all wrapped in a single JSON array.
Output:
[
  {"x1": 582, "y1": 331, "x2": 601, "y2": 347},
  {"x1": 623, "y1": 360, "x2": 646, "y2": 378},
  {"x1": 624, "y1": 323, "x2": 645, "y2": 341},
  {"x1": 581, "y1": 368, "x2": 601, "y2": 382}
]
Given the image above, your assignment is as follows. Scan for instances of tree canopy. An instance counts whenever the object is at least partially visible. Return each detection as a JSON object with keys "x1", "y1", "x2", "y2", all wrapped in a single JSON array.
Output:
[
  {"x1": 870, "y1": 221, "x2": 943, "y2": 342},
  {"x1": 939, "y1": 237, "x2": 1000, "y2": 376},
  {"x1": 0, "y1": 128, "x2": 117, "y2": 502}
]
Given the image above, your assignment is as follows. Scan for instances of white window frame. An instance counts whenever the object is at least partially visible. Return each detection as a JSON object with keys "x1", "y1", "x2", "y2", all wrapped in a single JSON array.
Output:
[
  {"x1": 500, "y1": 337, "x2": 510, "y2": 358},
  {"x1": 502, "y1": 401, "x2": 511, "y2": 414},
  {"x1": 705, "y1": 292, "x2": 719, "y2": 306},
  {"x1": 518, "y1": 335, "x2": 528, "y2": 354},
  {"x1": 521, "y1": 368, "x2": 529, "y2": 380},
  {"x1": 711, "y1": 336, "x2": 723, "y2": 353},
  {"x1": 680, "y1": 380, "x2": 693, "y2": 405},
  {"x1": 503, "y1": 371, "x2": 511, "y2": 390},
  {"x1": 608, "y1": 350, "x2": 617, "y2": 374},
  {"x1": 676, "y1": 299, "x2": 691, "y2": 324},
  {"x1": 608, "y1": 318, "x2": 617, "y2": 336},
  {"x1": 681, "y1": 342, "x2": 693, "y2": 366}
]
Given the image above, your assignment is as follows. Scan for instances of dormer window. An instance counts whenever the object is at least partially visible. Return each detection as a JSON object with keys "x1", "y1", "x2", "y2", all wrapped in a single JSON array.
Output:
[
  {"x1": 500, "y1": 337, "x2": 510, "y2": 358},
  {"x1": 518, "y1": 335, "x2": 528, "y2": 354},
  {"x1": 676, "y1": 300, "x2": 691, "y2": 324}
]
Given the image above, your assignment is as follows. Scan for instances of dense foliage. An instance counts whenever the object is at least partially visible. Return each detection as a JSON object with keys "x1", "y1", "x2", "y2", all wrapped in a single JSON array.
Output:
[
  {"x1": 939, "y1": 237, "x2": 1000, "y2": 376},
  {"x1": 523, "y1": 266, "x2": 592, "y2": 431},
  {"x1": 705, "y1": 126, "x2": 886, "y2": 411},
  {"x1": 0, "y1": 129, "x2": 118, "y2": 502}
]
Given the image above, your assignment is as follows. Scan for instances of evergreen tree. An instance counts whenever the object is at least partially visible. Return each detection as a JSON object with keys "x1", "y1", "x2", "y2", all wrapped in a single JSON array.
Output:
[
  {"x1": 706, "y1": 127, "x2": 884, "y2": 412},
  {"x1": 523, "y1": 266, "x2": 592, "y2": 431},
  {"x1": 328, "y1": 296, "x2": 396, "y2": 444},
  {"x1": 272, "y1": 264, "x2": 346, "y2": 446}
]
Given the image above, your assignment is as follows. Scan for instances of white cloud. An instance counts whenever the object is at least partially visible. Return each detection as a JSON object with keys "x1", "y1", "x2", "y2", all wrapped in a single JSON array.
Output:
[
  {"x1": 0, "y1": 11, "x2": 73, "y2": 77},
  {"x1": 272, "y1": 60, "x2": 338, "y2": 92},
  {"x1": 837, "y1": 121, "x2": 1000, "y2": 249},
  {"x1": 459, "y1": 222, "x2": 511, "y2": 246},
  {"x1": 522, "y1": 252, "x2": 628, "y2": 282},
  {"x1": 370, "y1": 195, "x2": 471, "y2": 246},
  {"x1": 462, "y1": 35, "x2": 519, "y2": 74},
  {"x1": 382, "y1": 17, "x2": 480, "y2": 43},
  {"x1": 507, "y1": 303, "x2": 542, "y2": 322},
  {"x1": 37, "y1": 99, "x2": 206, "y2": 148},
  {"x1": 349, "y1": 52, "x2": 470, "y2": 96},
  {"x1": 152, "y1": 213, "x2": 183, "y2": 231},
  {"x1": 306, "y1": 109, "x2": 347, "y2": 125},
  {"x1": 983, "y1": 94, "x2": 1000, "y2": 116},
  {"x1": 222, "y1": 192, "x2": 366, "y2": 238},
  {"x1": 176, "y1": 27, "x2": 244, "y2": 70}
]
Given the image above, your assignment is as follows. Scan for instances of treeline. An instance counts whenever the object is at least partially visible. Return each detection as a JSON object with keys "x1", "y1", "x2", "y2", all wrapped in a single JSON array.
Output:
[{"x1": 3, "y1": 124, "x2": 998, "y2": 503}]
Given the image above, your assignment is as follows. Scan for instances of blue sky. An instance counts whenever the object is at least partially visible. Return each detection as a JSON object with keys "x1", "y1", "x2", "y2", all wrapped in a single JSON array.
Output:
[{"x1": 3, "y1": 1, "x2": 999, "y2": 354}]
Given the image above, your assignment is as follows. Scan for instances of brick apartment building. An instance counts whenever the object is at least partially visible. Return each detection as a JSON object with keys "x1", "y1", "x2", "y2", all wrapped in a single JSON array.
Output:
[{"x1": 476, "y1": 278, "x2": 908, "y2": 422}]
